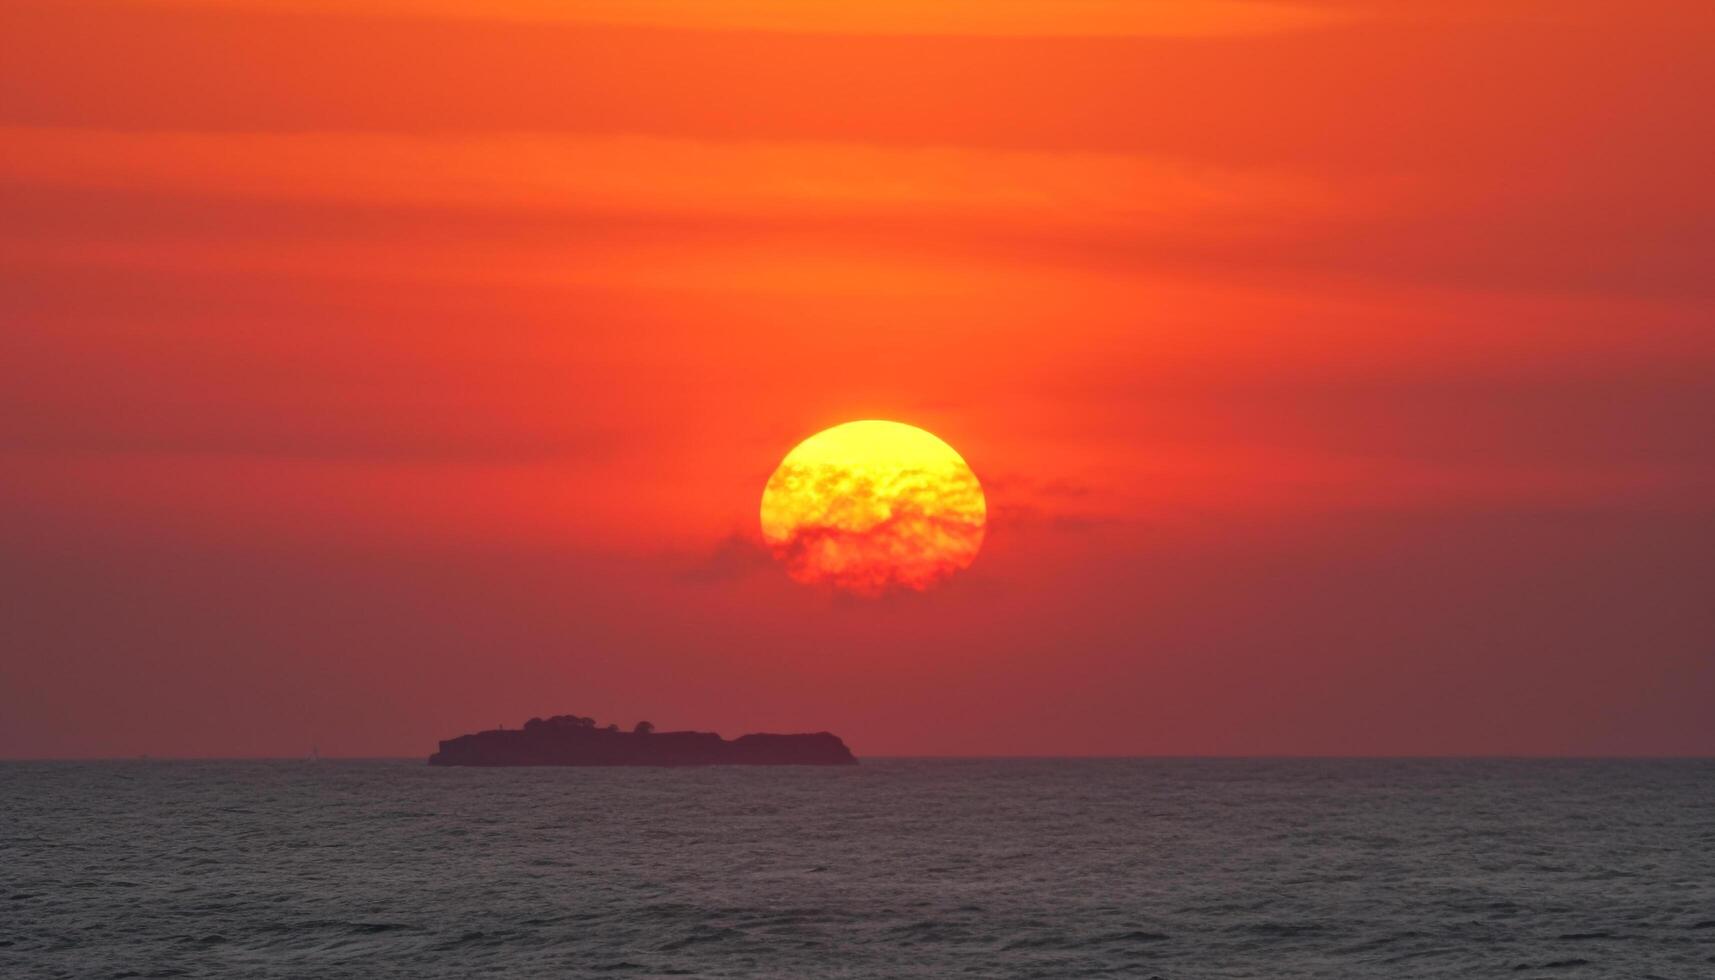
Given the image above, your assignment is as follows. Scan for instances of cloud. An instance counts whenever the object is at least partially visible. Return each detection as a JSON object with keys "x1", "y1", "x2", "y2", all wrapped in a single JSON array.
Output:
[
  {"x1": 763, "y1": 509, "x2": 984, "y2": 597},
  {"x1": 987, "y1": 503, "x2": 1128, "y2": 533},
  {"x1": 0, "y1": 128, "x2": 1348, "y2": 232},
  {"x1": 677, "y1": 532, "x2": 776, "y2": 585},
  {"x1": 758, "y1": 460, "x2": 986, "y2": 597},
  {"x1": 126, "y1": 0, "x2": 1353, "y2": 38}
]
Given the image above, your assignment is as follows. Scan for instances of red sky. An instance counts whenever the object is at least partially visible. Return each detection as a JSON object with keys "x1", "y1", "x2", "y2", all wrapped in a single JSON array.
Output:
[{"x1": 2, "y1": 0, "x2": 1712, "y2": 758}]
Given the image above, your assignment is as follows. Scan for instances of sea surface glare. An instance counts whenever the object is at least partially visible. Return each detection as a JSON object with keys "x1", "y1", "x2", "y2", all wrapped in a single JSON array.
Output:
[{"x1": 2, "y1": 759, "x2": 1712, "y2": 978}]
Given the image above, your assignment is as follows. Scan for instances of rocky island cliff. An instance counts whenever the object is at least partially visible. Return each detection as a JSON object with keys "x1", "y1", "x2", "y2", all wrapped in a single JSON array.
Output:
[{"x1": 428, "y1": 714, "x2": 857, "y2": 767}]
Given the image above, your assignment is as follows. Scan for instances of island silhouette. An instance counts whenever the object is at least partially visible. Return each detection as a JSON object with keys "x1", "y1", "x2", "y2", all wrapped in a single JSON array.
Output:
[{"x1": 428, "y1": 714, "x2": 857, "y2": 766}]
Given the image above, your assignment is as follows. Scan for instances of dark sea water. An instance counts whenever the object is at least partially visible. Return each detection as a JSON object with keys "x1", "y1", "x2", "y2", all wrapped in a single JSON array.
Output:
[{"x1": 2, "y1": 759, "x2": 1712, "y2": 979}]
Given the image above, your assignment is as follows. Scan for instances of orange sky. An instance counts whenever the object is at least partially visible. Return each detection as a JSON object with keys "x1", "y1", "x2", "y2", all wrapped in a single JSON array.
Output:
[{"x1": 2, "y1": 0, "x2": 1712, "y2": 757}]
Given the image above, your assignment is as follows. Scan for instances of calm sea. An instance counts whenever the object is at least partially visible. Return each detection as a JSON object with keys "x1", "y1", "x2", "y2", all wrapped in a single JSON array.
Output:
[{"x1": 3, "y1": 759, "x2": 1712, "y2": 978}]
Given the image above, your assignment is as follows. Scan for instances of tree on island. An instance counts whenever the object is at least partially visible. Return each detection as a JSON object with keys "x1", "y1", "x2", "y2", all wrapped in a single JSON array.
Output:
[
  {"x1": 633, "y1": 721, "x2": 655, "y2": 734},
  {"x1": 524, "y1": 714, "x2": 598, "y2": 732}
]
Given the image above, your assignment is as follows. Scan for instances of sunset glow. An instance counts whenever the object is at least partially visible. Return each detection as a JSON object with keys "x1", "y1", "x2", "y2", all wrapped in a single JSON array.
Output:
[{"x1": 2, "y1": 0, "x2": 1711, "y2": 759}]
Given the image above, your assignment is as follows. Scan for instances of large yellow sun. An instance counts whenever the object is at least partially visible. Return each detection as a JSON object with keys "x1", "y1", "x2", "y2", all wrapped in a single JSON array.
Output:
[{"x1": 760, "y1": 420, "x2": 986, "y2": 595}]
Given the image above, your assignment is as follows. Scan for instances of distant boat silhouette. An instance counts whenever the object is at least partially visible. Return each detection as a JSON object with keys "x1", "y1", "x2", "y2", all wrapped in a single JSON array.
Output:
[{"x1": 308, "y1": 745, "x2": 320, "y2": 762}]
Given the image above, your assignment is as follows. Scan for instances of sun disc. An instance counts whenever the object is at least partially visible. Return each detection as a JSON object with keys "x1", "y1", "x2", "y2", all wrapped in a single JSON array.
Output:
[{"x1": 760, "y1": 420, "x2": 986, "y2": 595}]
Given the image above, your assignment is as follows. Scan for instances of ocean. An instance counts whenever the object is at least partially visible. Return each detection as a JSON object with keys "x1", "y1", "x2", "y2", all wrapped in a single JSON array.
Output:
[{"x1": 2, "y1": 759, "x2": 1711, "y2": 978}]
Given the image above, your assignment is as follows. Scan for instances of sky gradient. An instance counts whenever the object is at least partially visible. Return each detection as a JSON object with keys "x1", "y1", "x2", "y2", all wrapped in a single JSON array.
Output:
[{"x1": 2, "y1": 0, "x2": 1712, "y2": 758}]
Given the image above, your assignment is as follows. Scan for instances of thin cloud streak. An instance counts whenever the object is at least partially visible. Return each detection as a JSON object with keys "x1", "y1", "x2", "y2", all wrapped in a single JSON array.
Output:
[
  {"x1": 0, "y1": 129, "x2": 1355, "y2": 228},
  {"x1": 121, "y1": 0, "x2": 1357, "y2": 37}
]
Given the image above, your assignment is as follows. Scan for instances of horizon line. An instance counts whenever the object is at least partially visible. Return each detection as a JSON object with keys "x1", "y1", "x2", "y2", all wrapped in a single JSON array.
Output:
[{"x1": 4, "y1": 754, "x2": 1712, "y2": 763}]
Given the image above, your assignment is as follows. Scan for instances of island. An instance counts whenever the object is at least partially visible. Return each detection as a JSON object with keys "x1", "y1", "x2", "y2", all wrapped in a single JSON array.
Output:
[{"x1": 427, "y1": 714, "x2": 858, "y2": 767}]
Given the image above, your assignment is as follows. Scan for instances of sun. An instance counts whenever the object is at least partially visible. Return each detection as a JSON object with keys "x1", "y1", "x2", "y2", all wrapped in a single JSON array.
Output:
[{"x1": 760, "y1": 420, "x2": 986, "y2": 596}]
